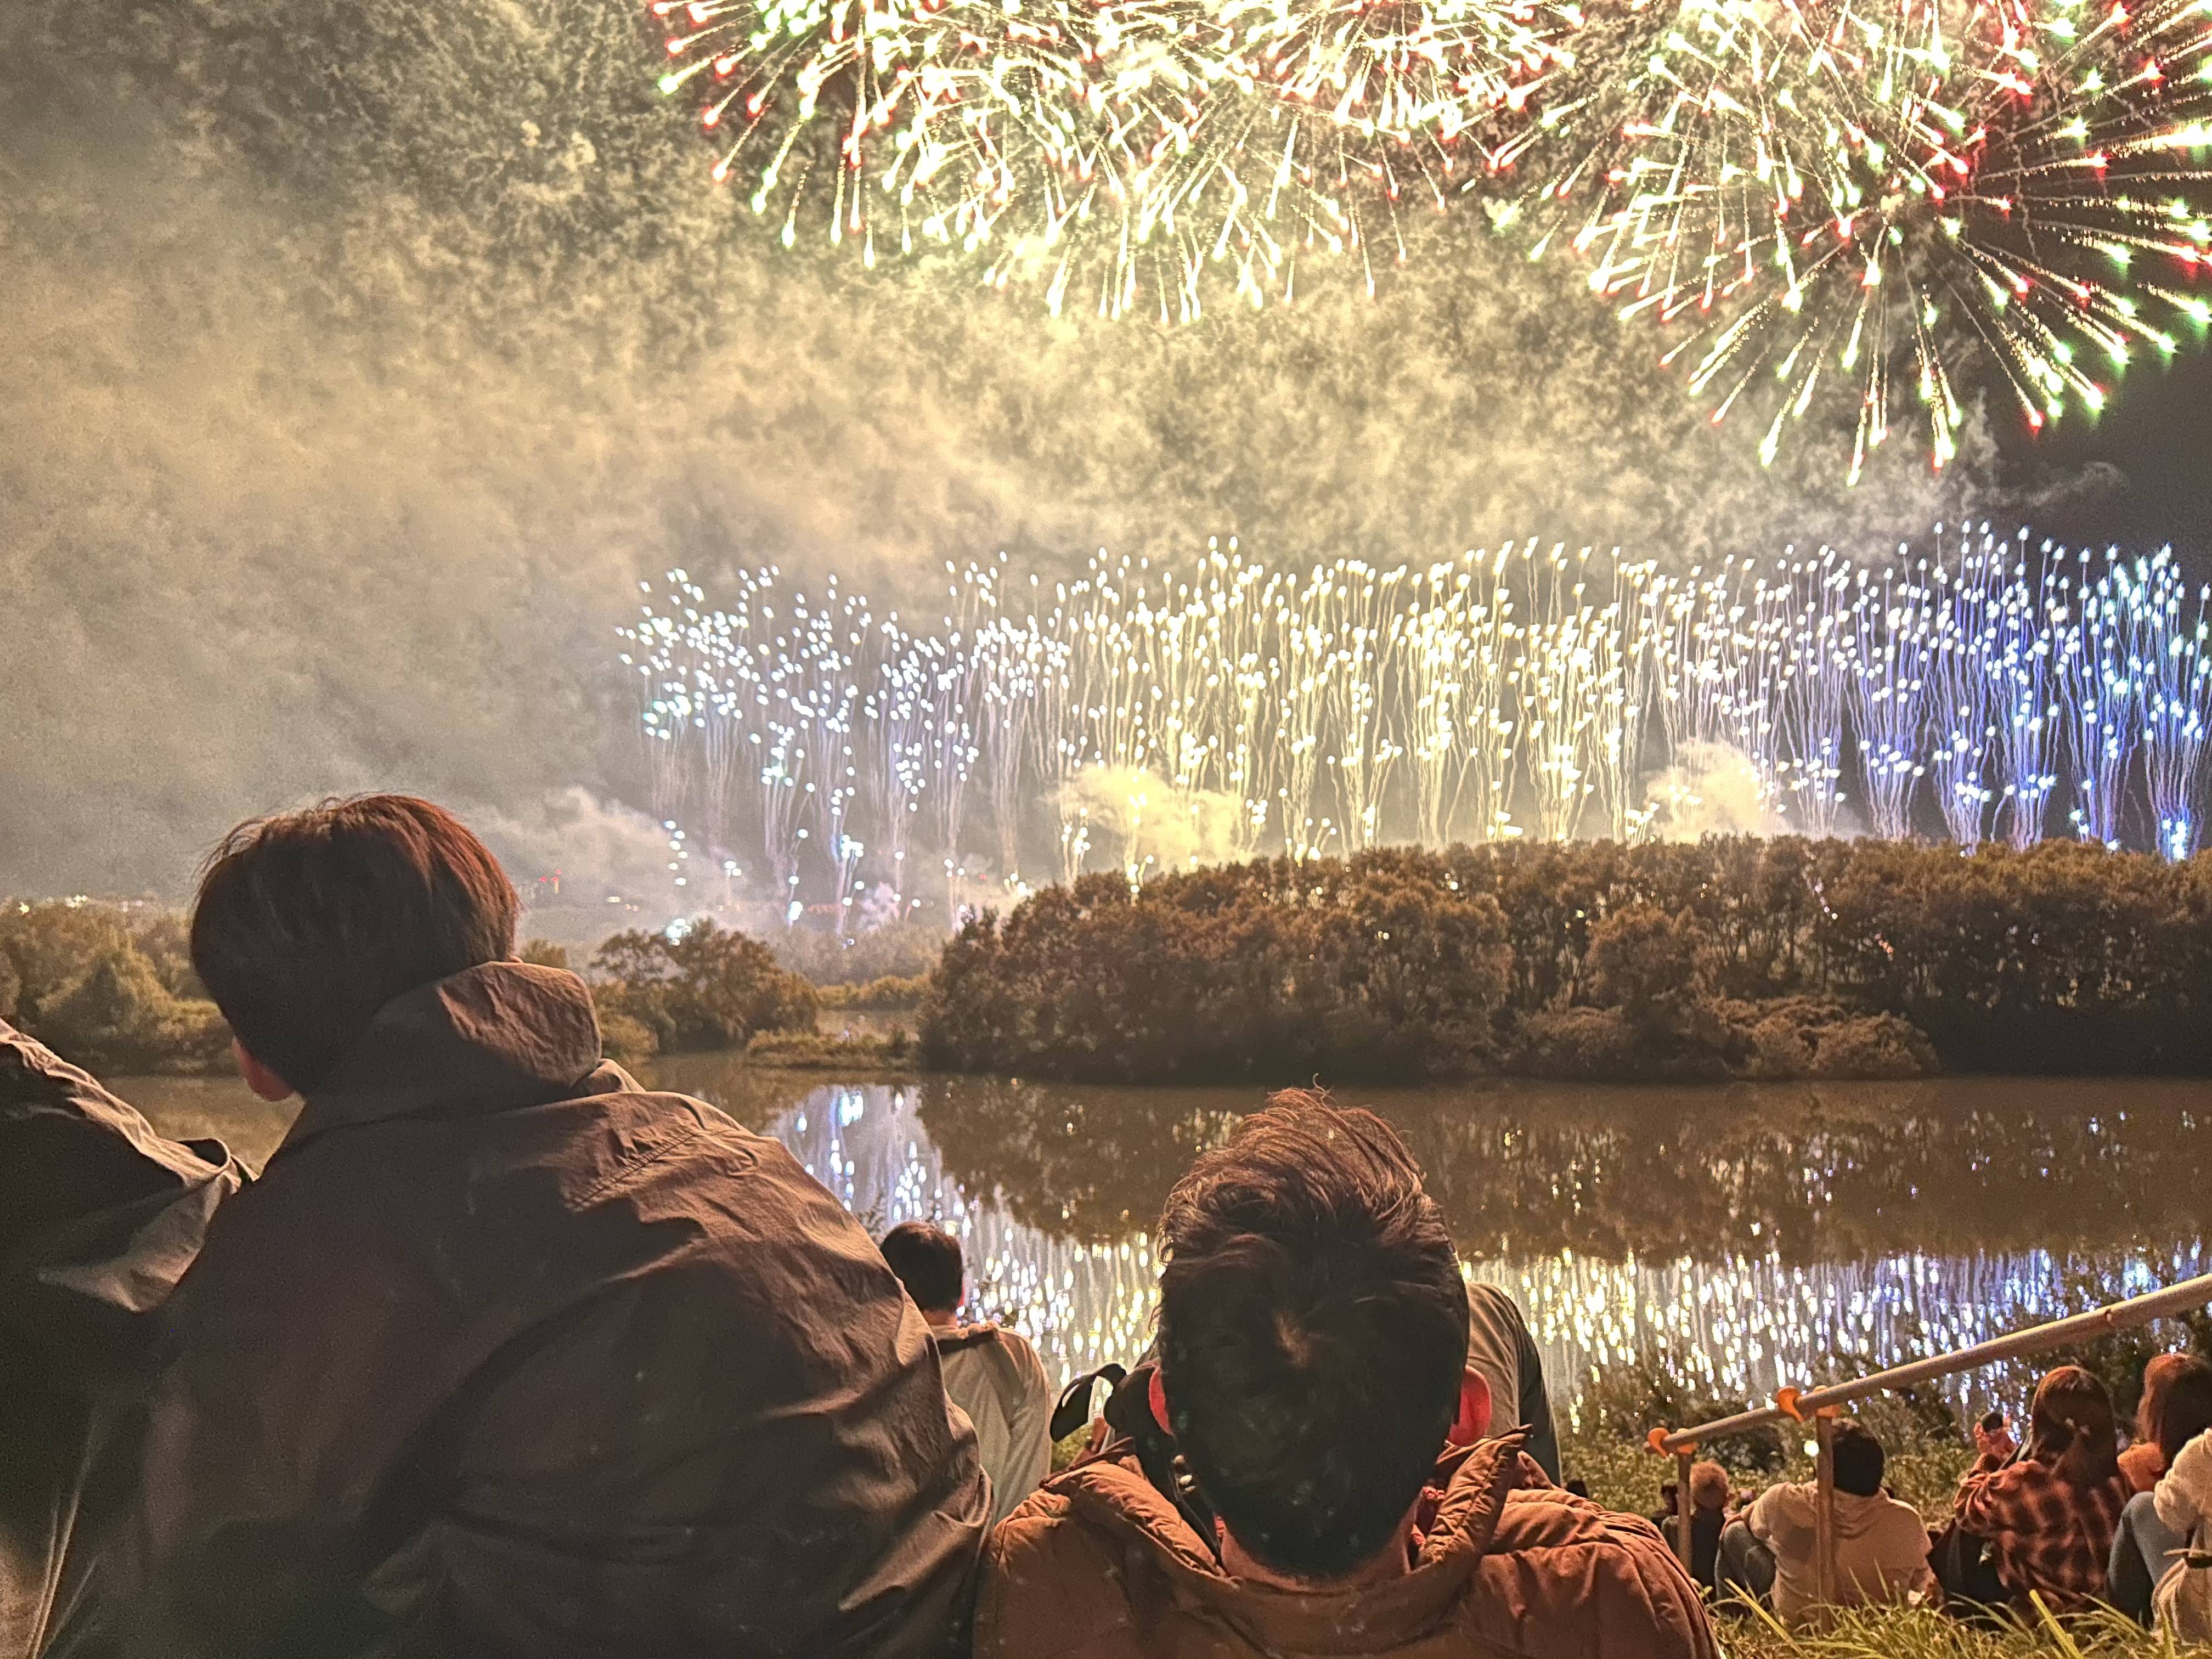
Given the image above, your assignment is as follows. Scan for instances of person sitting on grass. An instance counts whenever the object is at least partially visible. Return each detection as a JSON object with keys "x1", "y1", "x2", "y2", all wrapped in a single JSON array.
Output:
[
  {"x1": 974, "y1": 1089, "x2": 1717, "y2": 1659},
  {"x1": 2109, "y1": 1354, "x2": 2212, "y2": 1622},
  {"x1": 120, "y1": 794, "x2": 988, "y2": 1658},
  {"x1": 1718, "y1": 1419, "x2": 1936, "y2": 1622},
  {"x1": 1664, "y1": 1460, "x2": 1731, "y2": 1594},
  {"x1": 881, "y1": 1219, "x2": 1055, "y2": 1529},
  {"x1": 1950, "y1": 1365, "x2": 2132, "y2": 1613}
]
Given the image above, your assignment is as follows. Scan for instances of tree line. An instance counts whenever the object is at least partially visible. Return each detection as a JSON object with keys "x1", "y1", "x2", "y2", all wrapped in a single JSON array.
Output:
[{"x1": 919, "y1": 838, "x2": 2212, "y2": 1083}]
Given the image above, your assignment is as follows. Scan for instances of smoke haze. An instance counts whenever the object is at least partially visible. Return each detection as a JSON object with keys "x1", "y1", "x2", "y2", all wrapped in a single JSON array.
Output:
[{"x1": 0, "y1": 0, "x2": 2094, "y2": 895}]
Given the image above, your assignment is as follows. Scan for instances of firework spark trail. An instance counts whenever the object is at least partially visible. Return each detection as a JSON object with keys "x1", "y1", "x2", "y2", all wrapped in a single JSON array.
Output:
[
  {"x1": 652, "y1": 0, "x2": 2212, "y2": 474},
  {"x1": 617, "y1": 526, "x2": 2212, "y2": 921}
]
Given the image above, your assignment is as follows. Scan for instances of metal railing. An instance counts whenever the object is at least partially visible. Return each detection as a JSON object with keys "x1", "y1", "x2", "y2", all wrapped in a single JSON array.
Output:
[{"x1": 1644, "y1": 1269, "x2": 2212, "y2": 1605}]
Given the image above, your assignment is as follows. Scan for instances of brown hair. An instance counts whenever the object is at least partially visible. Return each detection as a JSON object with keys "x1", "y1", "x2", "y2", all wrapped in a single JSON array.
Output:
[
  {"x1": 2029, "y1": 1365, "x2": 2121, "y2": 1489},
  {"x1": 190, "y1": 795, "x2": 518, "y2": 1093},
  {"x1": 2141, "y1": 1354, "x2": 2212, "y2": 1466},
  {"x1": 1688, "y1": 1460, "x2": 1730, "y2": 1511},
  {"x1": 880, "y1": 1220, "x2": 964, "y2": 1315},
  {"x1": 1156, "y1": 1087, "x2": 1469, "y2": 1581}
]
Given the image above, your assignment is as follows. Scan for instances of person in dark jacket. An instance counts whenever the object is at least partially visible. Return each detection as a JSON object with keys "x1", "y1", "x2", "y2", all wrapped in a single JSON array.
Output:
[
  {"x1": 121, "y1": 794, "x2": 988, "y2": 1658},
  {"x1": 1, "y1": 1022, "x2": 241, "y2": 1659}
]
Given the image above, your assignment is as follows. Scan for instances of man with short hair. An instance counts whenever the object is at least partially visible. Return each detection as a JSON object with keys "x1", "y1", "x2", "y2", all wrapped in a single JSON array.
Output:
[
  {"x1": 881, "y1": 1221, "x2": 1054, "y2": 1528},
  {"x1": 975, "y1": 1090, "x2": 1715, "y2": 1658},
  {"x1": 1724, "y1": 1419, "x2": 1936, "y2": 1622},
  {"x1": 126, "y1": 794, "x2": 987, "y2": 1657}
]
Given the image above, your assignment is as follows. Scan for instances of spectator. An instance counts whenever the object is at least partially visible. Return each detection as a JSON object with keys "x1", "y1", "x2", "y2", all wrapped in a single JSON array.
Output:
[
  {"x1": 2, "y1": 1022, "x2": 242, "y2": 1659},
  {"x1": 1663, "y1": 1461, "x2": 1730, "y2": 1593},
  {"x1": 1466, "y1": 1281, "x2": 1562, "y2": 1483},
  {"x1": 121, "y1": 795, "x2": 988, "y2": 1657},
  {"x1": 1721, "y1": 1420, "x2": 1936, "y2": 1622},
  {"x1": 2110, "y1": 1355, "x2": 2212, "y2": 1622},
  {"x1": 2153, "y1": 1419, "x2": 2212, "y2": 1638},
  {"x1": 1950, "y1": 1364, "x2": 2131, "y2": 1612},
  {"x1": 881, "y1": 1220, "x2": 1054, "y2": 1528},
  {"x1": 974, "y1": 1089, "x2": 1717, "y2": 1659}
]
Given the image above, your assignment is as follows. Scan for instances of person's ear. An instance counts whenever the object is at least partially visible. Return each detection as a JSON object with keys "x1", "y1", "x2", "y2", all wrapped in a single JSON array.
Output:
[
  {"x1": 233, "y1": 1038, "x2": 296, "y2": 1102},
  {"x1": 1449, "y1": 1366, "x2": 1493, "y2": 1446},
  {"x1": 1148, "y1": 1367, "x2": 1172, "y2": 1435}
]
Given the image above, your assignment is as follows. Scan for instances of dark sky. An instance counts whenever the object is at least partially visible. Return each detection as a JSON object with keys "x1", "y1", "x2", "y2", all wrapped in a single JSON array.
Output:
[{"x1": 1993, "y1": 343, "x2": 2212, "y2": 570}]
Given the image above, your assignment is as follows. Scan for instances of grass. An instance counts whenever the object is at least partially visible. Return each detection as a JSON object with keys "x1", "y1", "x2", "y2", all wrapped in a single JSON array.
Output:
[{"x1": 1716, "y1": 1602, "x2": 2203, "y2": 1656}]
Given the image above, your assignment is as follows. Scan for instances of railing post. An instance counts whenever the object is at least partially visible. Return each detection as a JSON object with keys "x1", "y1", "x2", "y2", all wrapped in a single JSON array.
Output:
[
  {"x1": 1675, "y1": 1447, "x2": 1697, "y2": 1581},
  {"x1": 1813, "y1": 1410, "x2": 1839, "y2": 1613}
]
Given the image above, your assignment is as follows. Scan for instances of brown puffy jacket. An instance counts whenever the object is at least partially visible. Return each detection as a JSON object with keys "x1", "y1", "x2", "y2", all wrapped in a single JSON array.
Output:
[{"x1": 976, "y1": 1437, "x2": 1718, "y2": 1659}]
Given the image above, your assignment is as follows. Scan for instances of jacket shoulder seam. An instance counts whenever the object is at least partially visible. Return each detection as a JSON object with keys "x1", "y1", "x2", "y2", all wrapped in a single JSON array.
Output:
[{"x1": 573, "y1": 1118, "x2": 714, "y2": 1207}]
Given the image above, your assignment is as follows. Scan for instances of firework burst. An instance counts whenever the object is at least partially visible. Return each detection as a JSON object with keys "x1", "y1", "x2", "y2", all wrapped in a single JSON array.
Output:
[{"x1": 1498, "y1": 0, "x2": 2212, "y2": 476}]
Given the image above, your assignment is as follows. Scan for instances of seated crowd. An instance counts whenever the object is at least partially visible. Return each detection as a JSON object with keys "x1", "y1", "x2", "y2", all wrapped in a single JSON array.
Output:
[{"x1": 2, "y1": 792, "x2": 2208, "y2": 1657}]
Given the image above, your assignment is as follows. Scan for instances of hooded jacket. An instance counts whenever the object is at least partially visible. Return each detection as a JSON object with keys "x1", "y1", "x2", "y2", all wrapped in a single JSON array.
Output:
[
  {"x1": 974, "y1": 1436, "x2": 1718, "y2": 1658},
  {"x1": 1, "y1": 1022, "x2": 241, "y2": 1659},
  {"x1": 1745, "y1": 1479, "x2": 1936, "y2": 1621},
  {"x1": 123, "y1": 961, "x2": 988, "y2": 1659},
  {"x1": 931, "y1": 1322, "x2": 1054, "y2": 1530}
]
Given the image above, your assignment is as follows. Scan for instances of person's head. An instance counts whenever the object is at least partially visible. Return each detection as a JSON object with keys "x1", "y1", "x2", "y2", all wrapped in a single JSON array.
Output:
[
  {"x1": 1829, "y1": 1420, "x2": 1886, "y2": 1498},
  {"x1": 879, "y1": 1220, "x2": 964, "y2": 1319},
  {"x1": 2028, "y1": 1364, "x2": 2120, "y2": 1488},
  {"x1": 1688, "y1": 1460, "x2": 1730, "y2": 1513},
  {"x1": 1155, "y1": 1089, "x2": 1470, "y2": 1584},
  {"x1": 190, "y1": 795, "x2": 519, "y2": 1098},
  {"x1": 2140, "y1": 1353, "x2": 2212, "y2": 1465}
]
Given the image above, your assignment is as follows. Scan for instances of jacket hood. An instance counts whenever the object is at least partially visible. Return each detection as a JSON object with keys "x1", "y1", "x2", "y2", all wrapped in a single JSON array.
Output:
[
  {"x1": 0, "y1": 1020, "x2": 241, "y2": 1376},
  {"x1": 1762, "y1": 1481, "x2": 1909, "y2": 1542},
  {"x1": 280, "y1": 961, "x2": 611, "y2": 1155},
  {"x1": 1056, "y1": 1436, "x2": 1526, "y2": 1653},
  {"x1": 931, "y1": 1321, "x2": 1005, "y2": 1353}
]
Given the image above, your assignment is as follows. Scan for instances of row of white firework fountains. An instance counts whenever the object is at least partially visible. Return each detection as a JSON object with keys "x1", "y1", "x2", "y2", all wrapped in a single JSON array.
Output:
[{"x1": 616, "y1": 524, "x2": 2212, "y2": 924}]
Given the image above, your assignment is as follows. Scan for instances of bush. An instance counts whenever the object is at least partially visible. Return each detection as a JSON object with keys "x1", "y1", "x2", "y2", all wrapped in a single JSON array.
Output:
[
  {"x1": 0, "y1": 901, "x2": 230, "y2": 1073},
  {"x1": 744, "y1": 1029, "x2": 915, "y2": 1069},
  {"x1": 814, "y1": 974, "x2": 929, "y2": 1009},
  {"x1": 595, "y1": 1010, "x2": 661, "y2": 1066},
  {"x1": 923, "y1": 839, "x2": 2212, "y2": 1083},
  {"x1": 590, "y1": 919, "x2": 817, "y2": 1054},
  {"x1": 922, "y1": 857, "x2": 1513, "y2": 1084},
  {"x1": 518, "y1": 939, "x2": 572, "y2": 970}
]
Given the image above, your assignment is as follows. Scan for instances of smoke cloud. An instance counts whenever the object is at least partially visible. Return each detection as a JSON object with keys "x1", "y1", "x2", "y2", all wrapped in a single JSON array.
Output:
[
  {"x1": 1054, "y1": 768, "x2": 1254, "y2": 881},
  {"x1": 1640, "y1": 742, "x2": 1792, "y2": 841},
  {"x1": 0, "y1": 0, "x2": 2083, "y2": 895}
]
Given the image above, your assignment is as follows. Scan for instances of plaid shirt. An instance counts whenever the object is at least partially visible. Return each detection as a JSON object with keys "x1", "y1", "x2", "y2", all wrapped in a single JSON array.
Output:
[{"x1": 1954, "y1": 1452, "x2": 2132, "y2": 1610}]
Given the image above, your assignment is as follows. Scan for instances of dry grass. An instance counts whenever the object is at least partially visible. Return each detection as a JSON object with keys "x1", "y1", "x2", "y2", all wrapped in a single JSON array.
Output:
[{"x1": 1717, "y1": 1601, "x2": 2205, "y2": 1657}]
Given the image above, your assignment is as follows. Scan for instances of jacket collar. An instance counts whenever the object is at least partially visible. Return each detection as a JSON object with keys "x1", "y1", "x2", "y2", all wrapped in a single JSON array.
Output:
[
  {"x1": 278, "y1": 961, "x2": 605, "y2": 1155},
  {"x1": 1062, "y1": 1435, "x2": 1526, "y2": 1654}
]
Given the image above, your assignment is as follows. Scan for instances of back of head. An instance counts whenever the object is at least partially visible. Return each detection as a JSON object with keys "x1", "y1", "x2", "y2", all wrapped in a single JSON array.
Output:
[
  {"x1": 190, "y1": 795, "x2": 518, "y2": 1095},
  {"x1": 1829, "y1": 1421, "x2": 1885, "y2": 1498},
  {"x1": 2030, "y1": 1364, "x2": 2120, "y2": 1489},
  {"x1": 881, "y1": 1220, "x2": 964, "y2": 1316},
  {"x1": 1688, "y1": 1460, "x2": 1730, "y2": 1512},
  {"x1": 2148, "y1": 1355, "x2": 2212, "y2": 1465},
  {"x1": 1156, "y1": 1089, "x2": 1470, "y2": 1582}
]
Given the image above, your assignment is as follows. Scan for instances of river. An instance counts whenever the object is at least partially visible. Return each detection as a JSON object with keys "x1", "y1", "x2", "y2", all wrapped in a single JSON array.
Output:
[{"x1": 119, "y1": 1066, "x2": 2212, "y2": 1422}]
